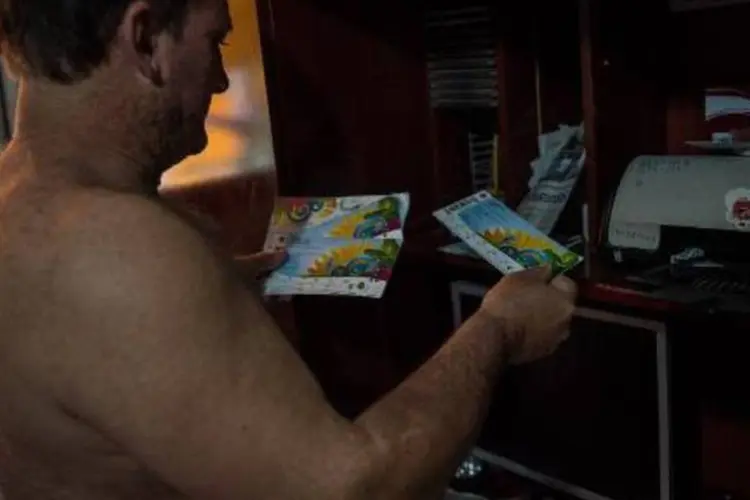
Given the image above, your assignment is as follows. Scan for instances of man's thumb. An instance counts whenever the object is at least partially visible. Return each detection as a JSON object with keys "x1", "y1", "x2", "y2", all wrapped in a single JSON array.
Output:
[
  {"x1": 516, "y1": 264, "x2": 553, "y2": 282},
  {"x1": 236, "y1": 251, "x2": 287, "y2": 277}
]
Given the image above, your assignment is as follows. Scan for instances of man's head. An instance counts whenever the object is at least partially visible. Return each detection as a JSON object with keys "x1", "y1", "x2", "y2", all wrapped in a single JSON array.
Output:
[{"x1": 0, "y1": 0, "x2": 231, "y2": 176}]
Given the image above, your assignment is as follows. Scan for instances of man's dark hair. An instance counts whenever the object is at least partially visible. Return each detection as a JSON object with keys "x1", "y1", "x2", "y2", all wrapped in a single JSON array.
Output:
[{"x1": 0, "y1": 0, "x2": 191, "y2": 84}]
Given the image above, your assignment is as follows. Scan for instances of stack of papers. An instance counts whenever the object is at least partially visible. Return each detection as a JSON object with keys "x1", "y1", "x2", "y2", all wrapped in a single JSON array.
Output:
[
  {"x1": 518, "y1": 123, "x2": 585, "y2": 235},
  {"x1": 263, "y1": 194, "x2": 410, "y2": 298}
]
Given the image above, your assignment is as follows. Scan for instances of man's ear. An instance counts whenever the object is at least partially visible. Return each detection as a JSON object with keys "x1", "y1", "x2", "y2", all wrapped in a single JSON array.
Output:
[{"x1": 118, "y1": 0, "x2": 168, "y2": 86}]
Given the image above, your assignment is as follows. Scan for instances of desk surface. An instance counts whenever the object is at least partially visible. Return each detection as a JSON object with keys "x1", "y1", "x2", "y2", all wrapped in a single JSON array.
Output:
[{"x1": 403, "y1": 227, "x2": 750, "y2": 322}]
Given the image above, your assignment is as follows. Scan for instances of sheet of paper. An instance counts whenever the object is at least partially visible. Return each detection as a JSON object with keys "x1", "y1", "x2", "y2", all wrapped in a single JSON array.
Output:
[
  {"x1": 264, "y1": 193, "x2": 409, "y2": 251},
  {"x1": 264, "y1": 238, "x2": 402, "y2": 298},
  {"x1": 439, "y1": 241, "x2": 481, "y2": 259},
  {"x1": 607, "y1": 220, "x2": 661, "y2": 251},
  {"x1": 519, "y1": 124, "x2": 585, "y2": 234},
  {"x1": 263, "y1": 194, "x2": 409, "y2": 298},
  {"x1": 528, "y1": 124, "x2": 580, "y2": 188},
  {"x1": 434, "y1": 191, "x2": 583, "y2": 275}
]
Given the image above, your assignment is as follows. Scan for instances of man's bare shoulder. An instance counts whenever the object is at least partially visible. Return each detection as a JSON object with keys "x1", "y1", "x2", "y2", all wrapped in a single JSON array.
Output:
[
  {"x1": 55, "y1": 189, "x2": 228, "y2": 301},
  {"x1": 46, "y1": 188, "x2": 248, "y2": 376},
  {"x1": 0, "y1": 189, "x2": 245, "y2": 499},
  {"x1": 59, "y1": 188, "x2": 214, "y2": 261},
  {"x1": 45, "y1": 188, "x2": 255, "y2": 423}
]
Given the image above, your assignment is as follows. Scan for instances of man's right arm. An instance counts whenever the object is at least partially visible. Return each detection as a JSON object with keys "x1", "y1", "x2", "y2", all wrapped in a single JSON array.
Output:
[
  {"x1": 353, "y1": 265, "x2": 575, "y2": 498},
  {"x1": 49, "y1": 194, "x2": 574, "y2": 500},
  {"x1": 355, "y1": 309, "x2": 511, "y2": 498}
]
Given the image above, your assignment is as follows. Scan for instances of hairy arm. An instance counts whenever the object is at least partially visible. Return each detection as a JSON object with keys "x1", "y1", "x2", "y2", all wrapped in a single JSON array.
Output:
[
  {"x1": 357, "y1": 310, "x2": 507, "y2": 498},
  {"x1": 49, "y1": 194, "x2": 510, "y2": 500}
]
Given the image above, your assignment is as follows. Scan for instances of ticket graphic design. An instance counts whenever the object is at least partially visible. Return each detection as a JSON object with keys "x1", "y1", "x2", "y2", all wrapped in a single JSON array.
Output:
[
  {"x1": 434, "y1": 191, "x2": 582, "y2": 275},
  {"x1": 263, "y1": 193, "x2": 409, "y2": 298}
]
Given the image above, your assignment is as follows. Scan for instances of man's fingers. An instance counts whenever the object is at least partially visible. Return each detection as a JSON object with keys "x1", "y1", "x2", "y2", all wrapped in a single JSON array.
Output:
[
  {"x1": 550, "y1": 275, "x2": 578, "y2": 303},
  {"x1": 256, "y1": 251, "x2": 288, "y2": 276},
  {"x1": 263, "y1": 250, "x2": 288, "y2": 272},
  {"x1": 235, "y1": 250, "x2": 288, "y2": 278},
  {"x1": 514, "y1": 264, "x2": 553, "y2": 283}
]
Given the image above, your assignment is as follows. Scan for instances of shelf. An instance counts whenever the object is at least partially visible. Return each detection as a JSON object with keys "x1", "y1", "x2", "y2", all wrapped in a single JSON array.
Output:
[{"x1": 402, "y1": 227, "x2": 705, "y2": 317}]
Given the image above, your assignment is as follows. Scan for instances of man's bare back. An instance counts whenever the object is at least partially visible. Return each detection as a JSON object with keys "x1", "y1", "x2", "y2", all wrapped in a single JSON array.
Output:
[{"x1": 0, "y1": 166, "x2": 190, "y2": 499}]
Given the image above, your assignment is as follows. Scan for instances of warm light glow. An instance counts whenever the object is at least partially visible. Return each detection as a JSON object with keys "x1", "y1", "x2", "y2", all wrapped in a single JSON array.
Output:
[
  {"x1": 191, "y1": 126, "x2": 244, "y2": 165},
  {"x1": 161, "y1": 0, "x2": 275, "y2": 187}
]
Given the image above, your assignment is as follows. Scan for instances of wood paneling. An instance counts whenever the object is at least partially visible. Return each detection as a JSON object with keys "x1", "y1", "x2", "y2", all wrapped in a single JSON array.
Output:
[
  {"x1": 580, "y1": 0, "x2": 670, "y2": 249},
  {"x1": 703, "y1": 412, "x2": 750, "y2": 499},
  {"x1": 495, "y1": 3, "x2": 538, "y2": 208},
  {"x1": 258, "y1": 0, "x2": 434, "y2": 217}
]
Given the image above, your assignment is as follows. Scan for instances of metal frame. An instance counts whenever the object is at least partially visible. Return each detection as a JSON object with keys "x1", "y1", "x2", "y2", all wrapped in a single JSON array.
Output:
[{"x1": 450, "y1": 280, "x2": 672, "y2": 500}]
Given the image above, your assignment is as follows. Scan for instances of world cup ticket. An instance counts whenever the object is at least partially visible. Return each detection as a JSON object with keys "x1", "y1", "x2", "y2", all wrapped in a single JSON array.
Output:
[
  {"x1": 263, "y1": 238, "x2": 402, "y2": 298},
  {"x1": 434, "y1": 191, "x2": 582, "y2": 275},
  {"x1": 261, "y1": 193, "x2": 410, "y2": 298},
  {"x1": 264, "y1": 193, "x2": 410, "y2": 251}
]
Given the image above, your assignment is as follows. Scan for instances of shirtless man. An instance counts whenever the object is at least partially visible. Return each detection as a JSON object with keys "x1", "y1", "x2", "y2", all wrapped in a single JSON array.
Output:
[{"x1": 0, "y1": 0, "x2": 577, "y2": 499}]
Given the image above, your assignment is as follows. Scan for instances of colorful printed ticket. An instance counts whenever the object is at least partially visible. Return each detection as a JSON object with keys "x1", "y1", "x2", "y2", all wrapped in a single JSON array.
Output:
[
  {"x1": 264, "y1": 193, "x2": 410, "y2": 250},
  {"x1": 264, "y1": 238, "x2": 402, "y2": 298},
  {"x1": 434, "y1": 191, "x2": 582, "y2": 275},
  {"x1": 439, "y1": 242, "x2": 481, "y2": 259},
  {"x1": 263, "y1": 193, "x2": 410, "y2": 298}
]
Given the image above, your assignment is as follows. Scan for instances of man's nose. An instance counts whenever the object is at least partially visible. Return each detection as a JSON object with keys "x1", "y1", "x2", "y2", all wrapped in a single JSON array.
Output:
[{"x1": 215, "y1": 69, "x2": 229, "y2": 94}]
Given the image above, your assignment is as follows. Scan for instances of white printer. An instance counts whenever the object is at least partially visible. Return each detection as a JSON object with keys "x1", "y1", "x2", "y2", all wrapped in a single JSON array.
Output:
[{"x1": 604, "y1": 155, "x2": 750, "y2": 305}]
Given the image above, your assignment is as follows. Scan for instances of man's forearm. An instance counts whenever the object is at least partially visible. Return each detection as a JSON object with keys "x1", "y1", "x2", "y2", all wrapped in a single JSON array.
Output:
[{"x1": 353, "y1": 310, "x2": 511, "y2": 499}]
